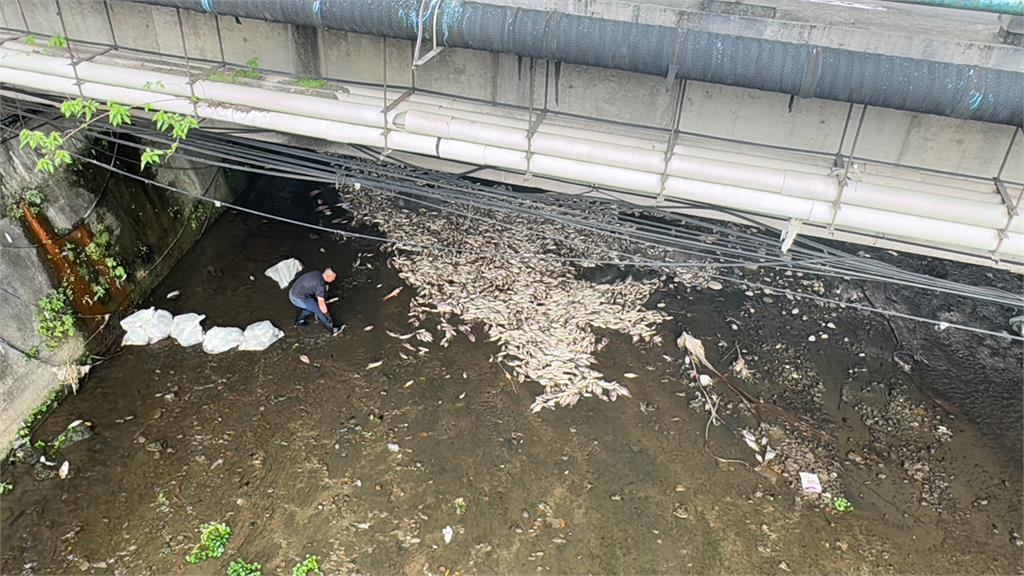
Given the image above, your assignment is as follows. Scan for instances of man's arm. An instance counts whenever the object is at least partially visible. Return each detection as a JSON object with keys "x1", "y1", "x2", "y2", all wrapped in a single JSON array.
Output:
[{"x1": 317, "y1": 296, "x2": 329, "y2": 314}]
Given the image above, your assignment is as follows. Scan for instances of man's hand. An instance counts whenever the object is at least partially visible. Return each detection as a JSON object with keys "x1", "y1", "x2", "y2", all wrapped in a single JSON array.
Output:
[{"x1": 317, "y1": 296, "x2": 329, "y2": 315}]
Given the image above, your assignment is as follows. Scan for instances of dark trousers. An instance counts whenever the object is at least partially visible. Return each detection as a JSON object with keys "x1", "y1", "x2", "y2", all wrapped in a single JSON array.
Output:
[{"x1": 289, "y1": 294, "x2": 333, "y2": 330}]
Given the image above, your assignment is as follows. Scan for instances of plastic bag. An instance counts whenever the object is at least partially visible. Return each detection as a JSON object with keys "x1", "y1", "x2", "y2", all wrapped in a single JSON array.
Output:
[
  {"x1": 121, "y1": 308, "x2": 155, "y2": 346},
  {"x1": 146, "y1": 309, "x2": 174, "y2": 343},
  {"x1": 171, "y1": 313, "x2": 206, "y2": 347},
  {"x1": 121, "y1": 329, "x2": 149, "y2": 346},
  {"x1": 265, "y1": 258, "x2": 303, "y2": 289},
  {"x1": 202, "y1": 326, "x2": 244, "y2": 354},
  {"x1": 238, "y1": 320, "x2": 284, "y2": 351}
]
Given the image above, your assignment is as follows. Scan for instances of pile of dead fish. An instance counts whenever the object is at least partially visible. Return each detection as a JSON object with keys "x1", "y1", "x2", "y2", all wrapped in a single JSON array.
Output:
[{"x1": 348, "y1": 189, "x2": 674, "y2": 411}]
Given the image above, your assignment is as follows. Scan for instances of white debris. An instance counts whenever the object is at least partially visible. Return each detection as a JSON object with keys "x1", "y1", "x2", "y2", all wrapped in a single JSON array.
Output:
[
  {"x1": 170, "y1": 313, "x2": 205, "y2": 347},
  {"x1": 237, "y1": 321, "x2": 284, "y2": 351},
  {"x1": 387, "y1": 443, "x2": 400, "y2": 453},
  {"x1": 202, "y1": 327, "x2": 245, "y2": 354},
  {"x1": 264, "y1": 258, "x2": 304, "y2": 289},
  {"x1": 442, "y1": 525, "x2": 454, "y2": 544}
]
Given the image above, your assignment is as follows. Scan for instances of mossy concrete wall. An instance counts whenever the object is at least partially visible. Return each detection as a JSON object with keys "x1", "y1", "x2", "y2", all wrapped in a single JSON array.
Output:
[{"x1": 0, "y1": 135, "x2": 242, "y2": 454}]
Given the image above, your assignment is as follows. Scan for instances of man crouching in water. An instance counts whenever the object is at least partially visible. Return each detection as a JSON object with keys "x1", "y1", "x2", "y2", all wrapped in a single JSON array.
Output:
[{"x1": 289, "y1": 267, "x2": 342, "y2": 335}]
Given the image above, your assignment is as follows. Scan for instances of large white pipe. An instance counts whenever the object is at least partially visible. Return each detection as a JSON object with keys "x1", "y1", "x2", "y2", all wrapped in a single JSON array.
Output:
[
  {"x1": 3, "y1": 49, "x2": 1021, "y2": 259},
  {"x1": 662, "y1": 178, "x2": 1024, "y2": 255}
]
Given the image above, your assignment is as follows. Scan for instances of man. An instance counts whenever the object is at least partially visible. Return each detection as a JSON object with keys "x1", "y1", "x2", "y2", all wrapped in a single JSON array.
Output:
[{"x1": 288, "y1": 267, "x2": 342, "y2": 335}]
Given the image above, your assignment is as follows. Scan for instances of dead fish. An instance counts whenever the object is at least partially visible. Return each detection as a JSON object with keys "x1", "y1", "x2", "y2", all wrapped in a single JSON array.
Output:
[
  {"x1": 623, "y1": 372, "x2": 638, "y2": 379},
  {"x1": 309, "y1": 190, "x2": 321, "y2": 197},
  {"x1": 315, "y1": 205, "x2": 329, "y2": 213},
  {"x1": 382, "y1": 287, "x2": 403, "y2": 301},
  {"x1": 364, "y1": 325, "x2": 374, "y2": 331},
  {"x1": 58, "y1": 460, "x2": 70, "y2": 479},
  {"x1": 366, "y1": 360, "x2": 383, "y2": 369},
  {"x1": 403, "y1": 380, "x2": 414, "y2": 388},
  {"x1": 299, "y1": 354, "x2": 311, "y2": 364}
]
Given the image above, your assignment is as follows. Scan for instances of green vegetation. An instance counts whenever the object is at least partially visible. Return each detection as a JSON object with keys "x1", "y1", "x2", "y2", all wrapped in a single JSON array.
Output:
[
  {"x1": 832, "y1": 497, "x2": 854, "y2": 513},
  {"x1": 293, "y1": 77, "x2": 327, "y2": 90},
  {"x1": 3, "y1": 189, "x2": 45, "y2": 220},
  {"x1": 36, "y1": 285, "x2": 76, "y2": 348},
  {"x1": 237, "y1": 57, "x2": 263, "y2": 80},
  {"x1": 142, "y1": 80, "x2": 167, "y2": 91},
  {"x1": 186, "y1": 522, "x2": 232, "y2": 564},
  {"x1": 228, "y1": 559, "x2": 263, "y2": 576},
  {"x1": 20, "y1": 96, "x2": 200, "y2": 175},
  {"x1": 189, "y1": 202, "x2": 214, "y2": 230},
  {"x1": 87, "y1": 229, "x2": 127, "y2": 285},
  {"x1": 210, "y1": 57, "x2": 264, "y2": 83},
  {"x1": 25, "y1": 35, "x2": 36, "y2": 46},
  {"x1": 453, "y1": 497, "x2": 468, "y2": 515},
  {"x1": 17, "y1": 388, "x2": 63, "y2": 439},
  {"x1": 48, "y1": 34, "x2": 67, "y2": 49},
  {"x1": 0, "y1": 482, "x2": 12, "y2": 495},
  {"x1": 292, "y1": 556, "x2": 321, "y2": 576}
]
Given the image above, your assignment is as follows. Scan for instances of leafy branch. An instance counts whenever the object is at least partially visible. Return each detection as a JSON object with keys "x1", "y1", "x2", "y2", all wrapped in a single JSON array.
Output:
[{"x1": 18, "y1": 97, "x2": 200, "y2": 174}]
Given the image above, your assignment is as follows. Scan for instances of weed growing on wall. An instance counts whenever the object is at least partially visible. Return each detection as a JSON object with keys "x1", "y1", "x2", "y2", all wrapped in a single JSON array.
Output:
[
  {"x1": 3, "y1": 189, "x2": 45, "y2": 220},
  {"x1": 17, "y1": 388, "x2": 63, "y2": 439},
  {"x1": 293, "y1": 77, "x2": 327, "y2": 90},
  {"x1": 36, "y1": 285, "x2": 76, "y2": 348}
]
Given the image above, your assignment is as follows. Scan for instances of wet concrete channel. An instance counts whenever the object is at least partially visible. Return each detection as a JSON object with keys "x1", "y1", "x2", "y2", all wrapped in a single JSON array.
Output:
[{"x1": 2, "y1": 177, "x2": 1022, "y2": 575}]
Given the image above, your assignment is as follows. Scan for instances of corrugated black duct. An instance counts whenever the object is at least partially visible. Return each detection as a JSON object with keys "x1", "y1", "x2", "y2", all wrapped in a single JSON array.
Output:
[{"x1": 119, "y1": 0, "x2": 1023, "y2": 125}]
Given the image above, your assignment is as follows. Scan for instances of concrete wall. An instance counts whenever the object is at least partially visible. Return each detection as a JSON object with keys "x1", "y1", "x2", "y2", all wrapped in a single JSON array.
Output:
[{"x1": 0, "y1": 134, "x2": 238, "y2": 455}]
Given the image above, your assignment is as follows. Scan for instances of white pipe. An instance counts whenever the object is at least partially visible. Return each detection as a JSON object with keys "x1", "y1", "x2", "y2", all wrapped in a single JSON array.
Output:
[{"x1": 2, "y1": 48, "x2": 1021, "y2": 260}]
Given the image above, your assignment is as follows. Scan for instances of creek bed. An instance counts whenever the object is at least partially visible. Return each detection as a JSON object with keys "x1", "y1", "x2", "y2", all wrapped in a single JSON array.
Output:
[{"x1": 2, "y1": 177, "x2": 1021, "y2": 575}]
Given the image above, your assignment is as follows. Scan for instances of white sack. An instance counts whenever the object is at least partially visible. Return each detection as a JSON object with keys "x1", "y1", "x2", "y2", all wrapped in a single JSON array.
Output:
[
  {"x1": 238, "y1": 320, "x2": 284, "y2": 351},
  {"x1": 202, "y1": 326, "x2": 244, "y2": 354},
  {"x1": 121, "y1": 329, "x2": 149, "y2": 346},
  {"x1": 265, "y1": 258, "x2": 304, "y2": 289},
  {"x1": 146, "y1": 309, "x2": 174, "y2": 343},
  {"x1": 171, "y1": 313, "x2": 206, "y2": 347}
]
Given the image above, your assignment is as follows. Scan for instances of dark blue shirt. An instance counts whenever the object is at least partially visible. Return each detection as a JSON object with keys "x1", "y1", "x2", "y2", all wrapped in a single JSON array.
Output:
[{"x1": 289, "y1": 271, "x2": 326, "y2": 301}]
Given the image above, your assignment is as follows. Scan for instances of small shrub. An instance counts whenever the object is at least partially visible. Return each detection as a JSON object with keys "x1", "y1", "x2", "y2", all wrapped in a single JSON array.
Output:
[
  {"x1": 832, "y1": 497, "x2": 854, "y2": 513},
  {"x1": 228, "y1": 559, "x2": 263, "y2": 576},
  {"x1": 0, "y1": 482, "x2": 12, "y2": 495},
  {"x1": 36, "y1": 286, "x2": 76, "y2": 349},
  {"x1": 186, "y1": 522, "x2": 232, "y2": 564},
  {"x1": 292, "y1": 555, "x2": 321, "y2": 576}
]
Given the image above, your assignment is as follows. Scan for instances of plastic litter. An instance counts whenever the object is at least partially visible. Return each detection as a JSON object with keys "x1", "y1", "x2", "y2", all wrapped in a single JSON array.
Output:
[
  {"x1": 238, "y1": 320, "x2": 284, "y2": 351},
  {"x1": 171, "y1": 313, "x2": 206, "y2": 347},
  {"x1": 120, "y1": 308, "x2": 156, "y2": 346},
  {"x1": 202, "y1": 327, "x2": 245, "y2": 354},
  {"x1": 146, "y1": 309, "x2": 174, "y2": 343},
  {"x1": 799, "y1": 472, "x2": 822, "y2": 494},
  {"x1": 265, "y1": 258, "x2": 303, "y2": 289}
]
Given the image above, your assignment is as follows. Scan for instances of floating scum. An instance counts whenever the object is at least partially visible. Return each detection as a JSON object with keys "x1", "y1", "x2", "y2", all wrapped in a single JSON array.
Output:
[{"x1": 349, "y1": 188, "x2": 674, "y2": 411}]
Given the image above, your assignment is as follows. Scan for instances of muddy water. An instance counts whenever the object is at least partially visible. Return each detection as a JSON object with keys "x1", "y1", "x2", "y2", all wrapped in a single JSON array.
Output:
[{"x1": 2, "y1": 179, "x2": 1022, "y2": 575}]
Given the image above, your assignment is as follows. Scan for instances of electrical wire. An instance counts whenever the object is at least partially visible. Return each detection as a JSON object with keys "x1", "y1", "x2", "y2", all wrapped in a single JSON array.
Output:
[{"x1": 2, "y1": 102, "x2": 1021, "y2": 342}]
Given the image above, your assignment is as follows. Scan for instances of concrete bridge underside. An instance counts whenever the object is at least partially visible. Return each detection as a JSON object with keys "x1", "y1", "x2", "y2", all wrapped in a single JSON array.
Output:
[{"x1": 1, "y1": 0, "x2": 1022, "y2": 270}]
